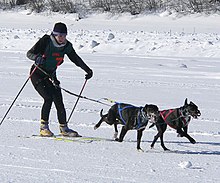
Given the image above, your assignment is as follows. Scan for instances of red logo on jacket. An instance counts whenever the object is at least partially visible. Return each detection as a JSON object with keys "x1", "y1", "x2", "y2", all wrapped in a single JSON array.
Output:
[
  {"x1": 52, "y1": 53, "x2": 60, "y2": 57},
  {"x1": 52, "y1": 53, "x2": 64, "y2": 66}
]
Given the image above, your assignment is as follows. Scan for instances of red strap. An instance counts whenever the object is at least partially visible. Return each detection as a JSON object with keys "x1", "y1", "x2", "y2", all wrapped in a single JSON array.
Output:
[{"x1": 160, "y1": 109, "x2": 174, "y2": 121}]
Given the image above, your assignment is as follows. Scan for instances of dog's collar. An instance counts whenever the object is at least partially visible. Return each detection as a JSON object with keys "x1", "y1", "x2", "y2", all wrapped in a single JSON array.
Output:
[
  {"x1": 140, "y1": 107, "x2": 148, "y2": 119},
  {"x1": 178, "y1": 108, "x2": 191, "y2": 127},
  {"x1": 134, "y1": 107, "x2": 149, "y2": 130}
]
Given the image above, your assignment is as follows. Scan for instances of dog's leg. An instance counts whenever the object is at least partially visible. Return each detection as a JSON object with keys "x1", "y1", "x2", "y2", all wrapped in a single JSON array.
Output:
[
  {"x1": 177, "y1": 128, "x2": 196, "y2": 144},
  {"x1": 94, "y1": 117, "x2": 104, "y2": 130},
  {"x1": 159, "y1": 124, "x2": 169, "y2": 151},
  {"x1": 94, "y1": 115, "x2": 108, "y2": 129},
  {"x1": 94, "y1": 109, "x2": 107, "y2": 130},
  {"x1": 113, "y1": 123, "x2": 118, "y2": 139},
  {"x1": 183, "y1": 126, "x2": 188, "y2": 134},
  {"x1": 177, "y1": 126, "x2": 188, "y2": 137},
  {"x1": 159, "y1": 132, "x2": 169, "y2": 151},
  {"x1": 137, "y1": 129, "x2": 144, "y2": 152},
  {"x1": 151, "y1": 131, "x2": 160, "y2": 149},
  {"x1": 151, "y1": 124, "x2": 169, "y2": 151},
  {"x1": 116, "y1": 126, "x2": 128, "y2": 142},
  {"x1": 106, "y1": 109, "x2": 119, "y2": 139}
]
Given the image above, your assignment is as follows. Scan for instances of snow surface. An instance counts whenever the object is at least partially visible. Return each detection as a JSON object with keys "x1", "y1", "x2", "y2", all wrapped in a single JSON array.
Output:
[{"x1": 0, "y1": 11, "x2": 220, "y2": 183}]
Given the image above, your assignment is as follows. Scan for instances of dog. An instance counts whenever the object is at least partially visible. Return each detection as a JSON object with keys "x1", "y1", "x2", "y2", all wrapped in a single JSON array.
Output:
[
  {"x1": 94, "y1": 102, "x2": 159, "y2": 151},
  {"x1": 150, "y1": 98, "x2": 201, "y2": 151}
]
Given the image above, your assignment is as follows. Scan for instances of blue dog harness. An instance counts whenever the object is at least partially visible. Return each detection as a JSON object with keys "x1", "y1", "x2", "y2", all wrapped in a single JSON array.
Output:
[{"x1": 117, "y1": 103, "x2": 149, "y2": 130}]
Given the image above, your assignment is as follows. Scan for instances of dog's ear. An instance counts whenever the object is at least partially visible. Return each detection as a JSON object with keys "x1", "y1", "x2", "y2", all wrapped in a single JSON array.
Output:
[
  {"x1": 184, "y1": 98, "x2": 188, "y2": 106},
  {"x1": 190, "y1": 101, "x2": 196, "y2": 106},
  {"x1": 144, "y1": 104, "x2": 148, "y2": 109}
]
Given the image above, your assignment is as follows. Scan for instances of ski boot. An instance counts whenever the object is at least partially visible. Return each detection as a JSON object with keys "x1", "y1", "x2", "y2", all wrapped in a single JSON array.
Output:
[
  {"x1": 40, "y1": 120, "x2": 54, "y2": 137},
  {"x1": 59, "y1": 124, "x2": 81, "y2": 137}
]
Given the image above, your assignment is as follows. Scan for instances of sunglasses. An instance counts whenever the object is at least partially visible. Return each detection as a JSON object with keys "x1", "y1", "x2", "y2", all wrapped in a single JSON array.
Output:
[
  {"x1": 53, "y1": 31, "x2": 67, "y2": 37},
  {"x1": 56, "y1": 35, "x2": 67, "y2": 38}
]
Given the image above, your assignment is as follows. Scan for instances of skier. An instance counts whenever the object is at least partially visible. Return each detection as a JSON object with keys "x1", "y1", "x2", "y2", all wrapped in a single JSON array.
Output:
[{"x1": 27, "y1": 22, "x2": 93, "y2": 137}]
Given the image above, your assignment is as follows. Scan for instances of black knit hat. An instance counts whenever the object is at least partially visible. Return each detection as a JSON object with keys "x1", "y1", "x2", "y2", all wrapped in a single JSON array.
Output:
[{"x1": 53, "y1": 22, "x2": 67, "y2": 35}]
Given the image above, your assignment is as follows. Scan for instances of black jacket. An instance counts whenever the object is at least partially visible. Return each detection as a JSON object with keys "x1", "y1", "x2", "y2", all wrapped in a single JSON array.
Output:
[{"x1": 27, "y1": 34, "x2": 92, "y2": 75}]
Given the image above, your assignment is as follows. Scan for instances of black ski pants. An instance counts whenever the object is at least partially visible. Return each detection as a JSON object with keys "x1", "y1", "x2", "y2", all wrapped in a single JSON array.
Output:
[{"x1": 30, "y1": 65, "x2": 66, "y2": 124}]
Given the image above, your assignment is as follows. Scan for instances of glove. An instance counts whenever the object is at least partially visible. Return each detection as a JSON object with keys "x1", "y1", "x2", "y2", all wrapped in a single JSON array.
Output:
[
  {"x1": 85, "y1": 70, "x2": 93, "y2": 80},
  {"x1": 35, "y1": 55, "x2": 45, "y2": 65}
]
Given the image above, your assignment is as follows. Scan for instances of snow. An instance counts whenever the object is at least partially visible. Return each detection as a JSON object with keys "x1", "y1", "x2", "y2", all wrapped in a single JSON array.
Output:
[
  {"x1": 0, "y1": 10, "x2": 220, "y2": 183},
  {"x1": 178, "y1": 161, "x2": 193, "y2": 169}
]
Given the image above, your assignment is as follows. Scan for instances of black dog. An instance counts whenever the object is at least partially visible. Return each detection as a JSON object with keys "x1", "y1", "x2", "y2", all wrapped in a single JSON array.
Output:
[
  {"x1": 94, "y1": 103, "x2": 159, "y2": 151},
  {"x1": 150, "y1": 98, "x2": 201, "y2": 151}
]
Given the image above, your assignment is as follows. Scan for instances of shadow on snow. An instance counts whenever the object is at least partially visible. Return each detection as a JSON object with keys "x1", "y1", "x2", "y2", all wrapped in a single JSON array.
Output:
[{"x1": 126, "y1": 139, "x2": 220, "y2": 155}]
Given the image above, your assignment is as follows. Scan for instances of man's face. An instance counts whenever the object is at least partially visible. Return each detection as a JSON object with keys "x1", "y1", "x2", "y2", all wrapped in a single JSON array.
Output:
[{"x1": 55, "y1": 34, "x2": 66, "y2": 44}]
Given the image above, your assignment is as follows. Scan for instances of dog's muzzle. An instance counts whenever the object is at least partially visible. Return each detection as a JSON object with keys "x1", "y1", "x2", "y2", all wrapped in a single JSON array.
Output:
[{"x1": 191, "y1": 110, "x2": 201, "y2": 119}]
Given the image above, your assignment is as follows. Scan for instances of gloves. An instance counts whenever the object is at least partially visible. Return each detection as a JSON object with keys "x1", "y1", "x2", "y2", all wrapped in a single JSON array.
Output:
[
  {"x1": 85, "y1": 70, "x2": 93, "y2": 80},
  {"x1": 35, "y1": 55, "x2": 45, "y2": 65}
]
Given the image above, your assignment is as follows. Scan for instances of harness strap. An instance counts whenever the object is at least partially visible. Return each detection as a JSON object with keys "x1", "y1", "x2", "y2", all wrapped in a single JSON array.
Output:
[
  {"x1": 160, "y1": 109, "x2": 174, "y2": 121},
  {"x1": 178, "y1": 109, "x2": 191, "y2": 127},
  {"x1": 136, "y1": 107, "x2": 148, "y2": 130},
  {"x1": 117, "y1": 103, "x2": 134, "y2": 125},
  {"x1": 117, "y1": 103, "x2": 148, "y2": 129},
  {"x1": 160, "y1": 108, "x2": 191, "y2": 129}
]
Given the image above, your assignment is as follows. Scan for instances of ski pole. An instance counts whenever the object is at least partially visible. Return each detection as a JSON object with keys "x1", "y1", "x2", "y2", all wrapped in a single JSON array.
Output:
[
  {"x1": 67, "y1": 79, "x2": 88, "y2": 123},
  {"x1": 0, "y1": 65, "x2": 38, "y2": 126}
]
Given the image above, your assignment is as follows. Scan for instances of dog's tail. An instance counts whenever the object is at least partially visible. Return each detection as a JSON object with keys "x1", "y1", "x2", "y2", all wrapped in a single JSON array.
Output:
[
  {"x1": 100, "y1": 109, "x2": 104, "y2": 117},
  {"x1": 94, "y1": 109, "x2": 107, "y2": 130},
  {"x1": 100, "y1": 109, "x2": 108, "y2": 119}
]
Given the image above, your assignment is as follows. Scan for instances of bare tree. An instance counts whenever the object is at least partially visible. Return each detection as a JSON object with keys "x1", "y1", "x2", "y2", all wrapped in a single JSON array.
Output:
[
  {"x1": 29, "y1": 0, "x2": 45, "y2": 13},
  {"x1": 16, "y1": 0, "x2": 29, "y2": 5},
  {"x1": 1, "y1": 0, "x2": 220, "y2": 15}
]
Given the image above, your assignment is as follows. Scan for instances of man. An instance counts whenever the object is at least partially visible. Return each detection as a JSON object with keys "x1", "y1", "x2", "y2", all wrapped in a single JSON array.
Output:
[{"x1": 27, "y1": 22, "x2": 93, "y2": 137}]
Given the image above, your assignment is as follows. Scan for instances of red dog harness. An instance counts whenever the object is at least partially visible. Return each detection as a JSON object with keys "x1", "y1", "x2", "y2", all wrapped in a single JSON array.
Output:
[{"x1": 160, "y1": 109, "x2": 190, "y2": 129}]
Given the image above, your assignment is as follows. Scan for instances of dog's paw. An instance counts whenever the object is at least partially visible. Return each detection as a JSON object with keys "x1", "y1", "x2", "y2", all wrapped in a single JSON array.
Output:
[
  {"x1": 115, "y1": 138, "x2": 123, "y2": 142},
  {"x1": 177, "y1": 134, "x2": 184, "y2": 137},
  {"x1": 190, "y1": 138, "x2": 196, "y2": 144},
  {"x1": 164, "y1": 148, "x2": 170, "y2": 151},
  {"x1": 94, "y1": 125, "x2": 99, "y2": 130},
  {"x1": 137, "y1": 148, "x2": 144, "y2": 152},
  {"x1": 113, "y1": 132, "x2": 118, "y2": 139}
]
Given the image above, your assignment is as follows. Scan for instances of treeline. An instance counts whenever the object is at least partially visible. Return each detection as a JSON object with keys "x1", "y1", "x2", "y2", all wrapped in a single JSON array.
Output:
[{"x1": 1, "y1": 0, "x2": 220, "y2": 17}]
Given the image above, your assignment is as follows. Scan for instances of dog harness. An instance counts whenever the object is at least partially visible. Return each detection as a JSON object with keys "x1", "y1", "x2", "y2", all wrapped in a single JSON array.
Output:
[
  {"x1": 160, "y1": 108, "x2": 191, "y2": 129},
  {"x1": 117, "y1": 103, "x2": 149, "y2": 130},
  {"x1": 136, "y1": 108, "x2": 149, "y2": 130}
]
